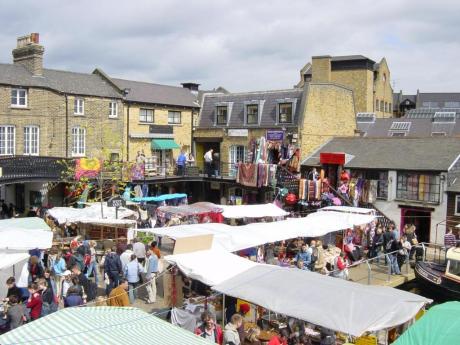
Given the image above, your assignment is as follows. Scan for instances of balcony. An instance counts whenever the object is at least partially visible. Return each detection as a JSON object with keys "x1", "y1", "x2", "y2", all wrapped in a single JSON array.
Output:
[{"x1": 0, "y1": 156, "x2": 67, "y2": 184}]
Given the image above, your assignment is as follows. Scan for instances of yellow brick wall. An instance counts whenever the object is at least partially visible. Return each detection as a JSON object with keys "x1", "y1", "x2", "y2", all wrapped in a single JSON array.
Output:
[
  {"x1": 331, "y1": 69, "x2": 374, "y2": 114},
  {"x1": 125, "y1": 104, "x2": 194, "y2": 161},
  {"x1": 299, "y1": 83, "x2": 356, "y2": 158},
  {"x1": 373, "y1": 58, "x2": 393, "y2": 118},
  {"x1": 311, "y1": 57, "x2": 331, "y2": 83}
]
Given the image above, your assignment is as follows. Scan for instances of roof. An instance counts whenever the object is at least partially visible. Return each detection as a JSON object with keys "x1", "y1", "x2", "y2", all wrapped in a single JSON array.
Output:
[
  {"x1": 0, "y1": 307, "x2": 211, "y2": 345},
  {"x1": 112, "y1": 78, "x2": 199, "y2": 108},
  {"x1": 301, "y1": 137, "x2": 460, "y2": 171},
  {"x1": 393, "y1": 302, "x2": 460, "y2": 345},
  {"x1": 447, "y1": 174, "x2": 460, "y2": 193},
  {"x1": 357, "y1": 117, "x2": 460, "y2": 137},
  {"x1": 198, "y1": 88, "x2": 303, "y2": 128},
  {"x1": 406, "y1": 108, "x2": 460, "y2": 119},
  {"x1": 331, "y1": 55, "x2": 372, "y2": 62},
  {"x1": 418, "y1": 92, "x2": 460, "y2": 106},
  {"x1": 0, "y1": 63, "x2": 121, "y2": 98}
]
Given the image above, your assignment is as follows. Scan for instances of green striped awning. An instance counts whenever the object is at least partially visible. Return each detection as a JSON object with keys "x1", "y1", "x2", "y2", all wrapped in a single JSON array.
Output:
[
  {"x1": 0, "y1": 307, "x2": 210, "y2": 345},
  {"x1": 151, "y1": 139, "x2": 180, "y2": 150}
]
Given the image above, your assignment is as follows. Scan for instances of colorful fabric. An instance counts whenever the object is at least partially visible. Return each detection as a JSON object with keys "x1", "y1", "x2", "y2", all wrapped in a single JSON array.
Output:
[
  {"x1": 237, "y1": 163, "x2": 258, "y2": 187},
  {"x1": 75, "y1": 158, "x2": 101, "y2": 180},
  {"x1": 131, "y1": 163, "x2": 145, "y2": 180}
]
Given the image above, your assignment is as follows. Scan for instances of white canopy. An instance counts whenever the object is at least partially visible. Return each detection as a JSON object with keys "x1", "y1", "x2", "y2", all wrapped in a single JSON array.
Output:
[
  {"x1": 0, "y1": 218, "x2": 53, "y2": 250},
  {"x1": 213, "y1": 265, "x2": 431, "y2": 337},
  {"x1": 165, "y1": 250, "x2": 257, "y2": 286},
  {"x1": 47, "y1": 203, "x2": 136, "y2": 225},
  {"x1": 221, "y1": 203, "x2": 289, "y2": 219},
  {"x1": 139, "y1": 211, "x2": 375, "y2": 252},
  {"x1": 320, "y1": 206, "x2": 376, "y2": 215},
  {"x1": 0, "y1": 252, "x2": 30, "y2": 270}
]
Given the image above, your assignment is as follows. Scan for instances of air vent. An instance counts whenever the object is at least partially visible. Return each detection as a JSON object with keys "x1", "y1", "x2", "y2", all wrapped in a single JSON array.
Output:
[
  {"x1": 433, "y1": 112, "x2": 456, "y2": 123},
  {"x1": 356, "y1": 112, "x2": 376, "y2": 123}
]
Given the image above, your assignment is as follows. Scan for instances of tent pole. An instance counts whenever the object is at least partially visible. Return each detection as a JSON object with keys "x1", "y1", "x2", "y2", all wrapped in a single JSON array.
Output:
[{"x1": 222, "y1": 294, "x2": 226, "y2": 328}]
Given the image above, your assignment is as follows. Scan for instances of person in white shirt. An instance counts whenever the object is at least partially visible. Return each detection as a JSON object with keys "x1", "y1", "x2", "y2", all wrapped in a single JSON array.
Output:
[
  {"x1": 132, "y1": 238, "x2": 146, "y2": 265},
  {"x1": 120, "y1": 244, "x2": 134, "y2": 270},
  {"x1": 204, "y1": 149, "x2": 213, "y2": 177}
]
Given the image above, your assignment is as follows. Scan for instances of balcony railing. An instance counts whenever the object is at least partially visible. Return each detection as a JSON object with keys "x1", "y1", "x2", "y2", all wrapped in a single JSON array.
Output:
[{"x1": 0, "y1": 156, "x2": 68, "y2": 183}]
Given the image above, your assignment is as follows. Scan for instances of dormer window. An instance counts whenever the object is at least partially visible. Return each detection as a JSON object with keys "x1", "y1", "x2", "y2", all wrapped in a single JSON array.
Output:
[
  {"x1": 216, "y1": 106, "x2": 228, "y2": 125},
  {"x1": 246, "y1": 104, "x2": 259, "y2": 125},
  {"x1": 278, "y1": 103, "x2": 293, "y2": 124}
]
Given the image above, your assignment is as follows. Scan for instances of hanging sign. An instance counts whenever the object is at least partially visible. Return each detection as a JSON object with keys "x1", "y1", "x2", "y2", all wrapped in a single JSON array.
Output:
[
  {"x1": 266, "y1": 130, "x2": 284, "y2": 141},
  {"x1": 228, "y1": 129, "x2": 248, "y2": 137}
]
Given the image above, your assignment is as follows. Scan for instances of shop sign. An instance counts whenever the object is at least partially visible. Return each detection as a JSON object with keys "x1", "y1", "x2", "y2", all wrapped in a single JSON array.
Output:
[
  {"x1": 228, "y1": 129, "x2": 248, "y2": 137},
  {"x1": 108, "y1": 196, "x2": 126, "y2": 208},
  {"x1": 266, "y1": 130, "x2": 284, "y2": 141}
]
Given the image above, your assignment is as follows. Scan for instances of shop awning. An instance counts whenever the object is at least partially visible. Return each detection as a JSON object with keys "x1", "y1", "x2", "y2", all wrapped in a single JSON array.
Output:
[
  {"x1": 221, "y1": 203, "x2": 289, "y2": 219},
  {"x1": 213, "y1": 265, "x2": 431, "y2": 337},
  {"x1": 0, "y1": 307, "x2": 211, "y2": 345},
  {"x1": 0, "y1": 218, "x2": 53, "y2": 250},
  {"x1": 151, "y1": 139, "x2": 180, "y2": 150}
]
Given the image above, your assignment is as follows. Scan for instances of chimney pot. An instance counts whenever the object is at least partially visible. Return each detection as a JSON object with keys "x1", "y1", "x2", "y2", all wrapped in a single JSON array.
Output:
[{"x1": 13, "y1": 33, "x2": 44, "y2": 76}]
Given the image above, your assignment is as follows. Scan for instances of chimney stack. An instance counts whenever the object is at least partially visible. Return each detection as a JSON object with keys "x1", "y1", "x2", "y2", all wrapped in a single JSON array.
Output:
[
  {"x1": 12, "y1": 33, "x2": 44, "y2": 76},
  {"x1": 181, "y1": 82, "x2": 200, "y2": 95},
  {"x1": 311, "y1": 55, "x2": 331, "y2": 83}
]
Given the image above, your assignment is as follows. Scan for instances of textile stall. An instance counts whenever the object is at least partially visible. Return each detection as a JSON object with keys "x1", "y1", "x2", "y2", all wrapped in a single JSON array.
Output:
[
  {"x1": 236, "y1": 163, "x2": 277, "y2": 188},
  {"x1": 156, "y1": 202, "x2": 224, "y2": 226},
  {"x1": 348, "y1": 178, "x2": 378, "y2": 206}
]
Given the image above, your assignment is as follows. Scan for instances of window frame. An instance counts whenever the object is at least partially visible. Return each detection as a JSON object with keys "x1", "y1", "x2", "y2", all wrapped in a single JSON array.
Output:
[
  {"x1": 455, "y1": 195, "x2": 460, "y2": 216},
  {"x1": 216, "y1": 106, "x2": 228, "y2": 125},
  {"x1": 109, "y1": 101, "x2": 118, "y2": 118},
  {"x1": 74, "y1": 98, "x2": 85, "y2": 115},
  {"x1": 168, "y1": 111, "x2": 182, "y2": 124},
  {"x1": 24, "y1": 125, "x2": 39, "y2": 156},
  {"x1": 71, "y1": 127, "x2": 86, "y2": 157},
  {"x1": 11, "y1": 88, "x2": 28, "y2": 108},
  {"x1": 396, "y1": 172, "x2": 440, "y2": 204},
  {"x1": 246, "y1": 104, "x2": 259, "y2": 125},
  {"x1": 375, "y1": 99, "x2": 379, "y2": 111},
  {"x1": 0, "y1": 125, "x2": 15, "y2": 156},
  {"x1": 278, "y1": 102, "x2": 293, "y2": 124},
  {"x1": 139, "y1": 108, "x2": 154, "y2": 123}
]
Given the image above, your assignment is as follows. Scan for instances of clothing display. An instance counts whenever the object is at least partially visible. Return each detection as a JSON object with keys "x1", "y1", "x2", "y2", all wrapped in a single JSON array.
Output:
[
  {"x1": 348, "y1": 178, "x2": 378, "y2": 205},
  {"x1": 237, "y1": 163, "x2": 258, "y2": 187},
  {"x1": 298, "y1": 179, "x2": 329, "y2": 201}
]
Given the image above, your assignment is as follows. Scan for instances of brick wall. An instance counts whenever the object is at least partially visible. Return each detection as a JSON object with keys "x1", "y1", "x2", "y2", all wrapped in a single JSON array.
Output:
[
  {"x1": 331, "y1": 69, "x2": 373, "y2": 114},
  {"x1": 373, "y1": 59, "x2": 394, "y2": 118}
]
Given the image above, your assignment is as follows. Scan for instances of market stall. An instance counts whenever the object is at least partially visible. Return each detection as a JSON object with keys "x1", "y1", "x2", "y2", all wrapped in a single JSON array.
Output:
[
  {"x1": 0, "y1": 307, "x2": 211, "y2": 345},
  {"x1": 212, "y1": 265, "x2": 431, "y2": 339},
  {"x1": 156, "y1": 202, "x2": 223, "y2": 225},
  {"x1": 220, "y1": 203, "x2": 289, "y2": 219},
  {"x1": 0, "y1": 217, "x2": 53, "y2": 251}
]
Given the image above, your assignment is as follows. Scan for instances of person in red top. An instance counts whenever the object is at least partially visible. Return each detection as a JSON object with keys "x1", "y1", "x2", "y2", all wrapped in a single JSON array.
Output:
[
  {"x1": 333, "y1": 252, "x2": 348, "y2": 280},
  {"x1": 268, "y1": 329, "x2": 289, "y2": 345},
  {"x1": 194, "y1": 311, "x2": 223, "y2": 344},
  {"x1": 26, "y1": 282, "x2": 42, "y2": 320}
]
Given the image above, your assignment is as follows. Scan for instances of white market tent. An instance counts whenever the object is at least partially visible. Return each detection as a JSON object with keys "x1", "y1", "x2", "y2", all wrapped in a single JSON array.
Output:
[
  {"x1": 0, "y1": 306, "x2": 211, "y2": 345},
  {"x1": 320, "y1": 206, "x2": 376, "y2": 215},
  {"x1": 47, "y1": 203, "x2": 136, "y2": 226},
  {"x1": 165, "y1": 249, "x2": 258, "y2": 286},
  {"x1": 139, "y1": 210, "x2": 376, "y2": 252},
  {"x1": 0, "y1": 217, "x2": 53, "y2": 251},
  {"x1": 212, "y1": 265, "x2": 431, "y2": 337},
  {"x1": 220, "y1": 203, "x2": 289, "y2": 219},
  {"x1": 0, "y1": 252, "x2": 30, "y2": 271}
]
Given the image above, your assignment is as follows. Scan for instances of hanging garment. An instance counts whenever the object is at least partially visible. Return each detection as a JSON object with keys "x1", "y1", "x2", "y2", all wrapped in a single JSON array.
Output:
[
  {"x1": 315, "y1": 180, "x2": 322, "y2": 200},
  {"x1": 368, "y1": 180, "x2": 378, "y2": 203},
  {"x1": 257, "y1": 164, "x2": 266, "y2": 188},
  {"x1": 237, "y1": 163, "x2": 258, "y2": 187},
  {"x1": 308, "y1": 180, "x2": 315, "y2": 201}
]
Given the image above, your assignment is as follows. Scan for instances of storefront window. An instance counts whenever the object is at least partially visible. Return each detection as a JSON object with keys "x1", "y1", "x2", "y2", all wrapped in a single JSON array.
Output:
[
  {"x1": 396, "y1": 172, "x2": 440, "y2": 203},
  {"x1": 229, "y1": 145, "x2": 247, "y2": 177},
  {"x1": 351, "y1": 170, "x2": 388, "y2": 199}
]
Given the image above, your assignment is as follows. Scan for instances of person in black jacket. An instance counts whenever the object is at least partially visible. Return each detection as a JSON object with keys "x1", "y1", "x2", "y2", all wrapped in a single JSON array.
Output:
[
  {"x1": 103, "y1": 248, "x2": 123, "y2": 295},
  {"x1": 5, "y1": 277, "x2": 23, "y2": 301}
]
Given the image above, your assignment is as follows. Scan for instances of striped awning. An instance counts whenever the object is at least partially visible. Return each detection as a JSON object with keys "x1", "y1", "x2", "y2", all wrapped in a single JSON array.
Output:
[
  {"x1": 0, "y1": 307, "x2": 210, "y2": 345},
  {"x1": 151, "y1": 139, "x2": 180, "y2": 150}
]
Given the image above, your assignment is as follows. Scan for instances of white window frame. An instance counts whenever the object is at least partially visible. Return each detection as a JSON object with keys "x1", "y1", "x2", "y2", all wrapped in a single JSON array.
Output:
[
  {"x1": 74, "y1": 98, "x2": 85, "y2": 115},
  {"x1": 278, "y1": 102, "x2": 293, "y2": 124},
  {"x1": 0, "y1": 125, "x2": 15, "y2": 155},
  {"x1": 71, "y1": 127, "x2": 86, "y2": 157},
  {"x1": 455, "y1": 195, "x2": 460, "y2": 216},
  {"x1": 24, "y1": 126, "x2": 39, "y2": 156},
  {"x1": 229, "y1": 145, "x2": 247, "y2": 177},
  {"x1": 246, "y1": 104, "x2": 259, "y2": 125},
  {"x1": 109, "y1": 101, "x2": 118, "y2": 118},
  {"x1": 139, "y1": 108, "x2": 154, "y2": 123},
  {"x1": 11, "y1": 88, "x2": 28, "y2": 108},
  {"x1": 168, "y1": 111, "x2": 181, "y2": 124}
]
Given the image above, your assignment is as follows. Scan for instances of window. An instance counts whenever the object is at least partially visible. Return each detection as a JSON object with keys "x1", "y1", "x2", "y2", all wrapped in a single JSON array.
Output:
[
  {"x1": 384, "y1": 102, "x2": 388, "y2": 113},
  {"x1": 448, "y1": 259, "x2": 460, "y2": 276},
  {"x1": 389, "y1": 103, "x2": 392, "y2": 112},
  {"x1": 168, "y1": 111, "x2": 181, "y2": 124},
  {"x1": 380, "y1": 100, "x2": 384, "y2": 112},
  {"x1": 74, "y1": 98, "x2": 84, "y2": 115},
  {"x1": 229, "y1": 145, "x2": 247, "y2": 177},
  {"x1": 140, "y1": 108, "x2": 154, "y2": 123},
  {"x1": 109, "y1": 101, "x2": 118, "y2": 118},
  {"x1": 445, "y1": 101, "x2": 460, "y2": 108},
  {"x1": 390, "y1": 122, "x2": 411, "y2": 131},
  {"x1": 0, "y1": 126, "x2": 15, "y2": 155},
  {"x1": 356, "y1": 113, "x2": 376, "y2": 123},
  {"x1": 24, "y1": 126, "x2": 39, "y2": 155},
  {"x1": 71, "y1": 127, "x2": 86, "y2": 157},
  {"x1": 375, "y1": 99, "x2": 379, "y2": 111},
  {"x1": 216, "y1": 106, "x2": 228, "y2": 125},
  {"x1": 456, "y1": 195, "x2": 460, "y2": 216},
  {"x1": 110, "y1": 152, "x2": 120, "y2": 162},
  {"x1": 351, "y1": 170, "x2": 388, "y2": 200},
  {"x1": 396, "y1": 172, "x2": 440, "y2": 203},
  {"x1": 278, "y1": 103, "x2": 293, "y2": 124},
  {"x1": 422, "y1": 101, "x2": 439, "y2": 108},
  {"x1": 11, "y1": 89, "x2": 28, "y2": 107},
  {"x1": 246, "y1": 104, "x2": 259, "y2": 125}
]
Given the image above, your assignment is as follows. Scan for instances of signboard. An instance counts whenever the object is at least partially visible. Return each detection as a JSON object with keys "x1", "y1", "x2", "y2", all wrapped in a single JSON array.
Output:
[
  {"x1": 108, "y1": 196, "x2": 126, "y2": 208},
  {"x1": 266, "y1": 130, "x2": 284, "y2": 141},
  {"x1": 228, "y1": 129, "x2": 248, "y2": 137},
  {"x1": 320, "y1": 152, "x2": 346, "y2": 165}
]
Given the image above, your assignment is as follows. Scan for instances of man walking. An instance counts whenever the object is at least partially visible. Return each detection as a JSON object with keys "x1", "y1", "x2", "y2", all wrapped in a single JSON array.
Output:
[
  {"x1": 104, "y1": 248, "x2": 123, "y2": 295},
  {"x1": 132, "y1": 238, "x2": 146, "y2": 265},
  {"x1": 176, "y1": 150, "x2": 187, "y2": 176},
  {"x1": 124, "y1": 254, "x2": 143, "y2": 304},
  {"x1": 145, "y1": 250, "x2": 159, "y2": 304},
  {"x1": 204, "y1": 148, "x2": 214, "y2": 177},
  {"x1": 107, "y1": 279, "x2": 130, "y2": 307}
]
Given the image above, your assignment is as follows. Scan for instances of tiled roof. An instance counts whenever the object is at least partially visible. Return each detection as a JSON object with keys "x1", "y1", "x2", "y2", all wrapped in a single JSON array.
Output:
[
  {"x1": 302, "y1": 137, "x2": 460, "y2": 171},
  {"x1": 111, "y1": 78, "x2": 199, "y2": 108},
  {"x1": 0, "y1": 63, "x2": 121, "y2": 98},
  {"x1": 198, "y1": 89, "x2": 304, "y2": 128}
]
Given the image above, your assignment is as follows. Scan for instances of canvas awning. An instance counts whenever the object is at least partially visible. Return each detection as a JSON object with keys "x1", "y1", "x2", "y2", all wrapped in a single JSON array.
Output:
[
  {"x1": 151, "y1": 138, "x2": 180, "y2": 150},
  {"x1": 393, "y1": 302, "x2": 460, "y2": 345},
  {"x1": 131, "y1": 193, "x2": 187, "y2": 203},
  {"x1": 221, "y1": 203, "x2": 289, "y2": 219},
  {"x1": 0, "y1": 217, "x2": 53, "y2": 250},
  {"x1": 165, "y1": 250, "x2": 257, "y2": 286},
  {"x1": 0, "y1": 307, "x2": 211, "y2": 345},
  {"x1": 212, "y1": 265, "x2": 431, "y2": 337},
  {"x1": 158, "y1": 202, "x2": 223, "y2": 216},
  {"x1": 0, "y1": 252, "x2": 29, "y2": 270}
]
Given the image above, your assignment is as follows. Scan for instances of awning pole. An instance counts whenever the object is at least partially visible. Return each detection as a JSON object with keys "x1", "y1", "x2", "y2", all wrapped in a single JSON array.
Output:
[{"x1": 222, "y1": 294, "x2": 226, "y2": 328}]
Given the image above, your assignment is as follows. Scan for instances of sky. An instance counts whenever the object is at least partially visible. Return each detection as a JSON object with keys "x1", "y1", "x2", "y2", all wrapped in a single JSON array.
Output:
[{"x1": 1, "y1": 0, "x2": 459, "y2": 93}]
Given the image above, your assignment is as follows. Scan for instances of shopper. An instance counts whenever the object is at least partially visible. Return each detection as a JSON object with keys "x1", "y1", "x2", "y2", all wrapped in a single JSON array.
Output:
[
  {"x1": 204, "y1": 148, "x2": 214, "y2": 177},
  {"x1": 223, "y1": 313, "x2": 243, "y2": 345},
  {"x1": 107, "y1": 279, "x2": 130, "y2": 307},
  {"x1": 195, "y1": 311, "x2": 223, "y2": 344},
  {"x1": 26, "y1": 282, "x2": 42, "y2": 321},
  {"x1": 124, "y1": 254, "x2": 143, "y2": 304},
  {"x1": 145, "y1": 250, "x2": 159, "y2": 304}
]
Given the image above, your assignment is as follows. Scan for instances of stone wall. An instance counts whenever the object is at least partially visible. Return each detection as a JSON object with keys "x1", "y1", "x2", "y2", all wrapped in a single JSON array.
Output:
[{"x1": 331, "y1": 69, "x2": 373, "y2": 114}]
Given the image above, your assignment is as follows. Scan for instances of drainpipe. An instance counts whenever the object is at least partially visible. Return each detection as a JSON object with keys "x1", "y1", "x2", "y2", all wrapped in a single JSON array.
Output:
[
  {"x1": 126, "y1": 103, "x2": 130, "y2": 162},
  {"x1": 65, "y1": 94, "x2": 69, "y2": 157},
  {"x1": 191, "y1": 108, "x2": 195, "y2": 155}
]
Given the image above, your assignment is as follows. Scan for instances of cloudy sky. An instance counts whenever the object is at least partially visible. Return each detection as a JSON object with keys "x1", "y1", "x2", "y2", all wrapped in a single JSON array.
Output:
[{"x1": 1, "y1": 0, "x2": 459, "y2": 93}]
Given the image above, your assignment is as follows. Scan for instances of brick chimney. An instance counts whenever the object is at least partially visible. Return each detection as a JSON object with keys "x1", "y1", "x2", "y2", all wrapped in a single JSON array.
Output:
[
  {"x1": 311, "y1": 55, "x2": 331, "y2": 83},
  {"x1": 12, "y1": 33, "x2": 44, "y2": 76}
]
